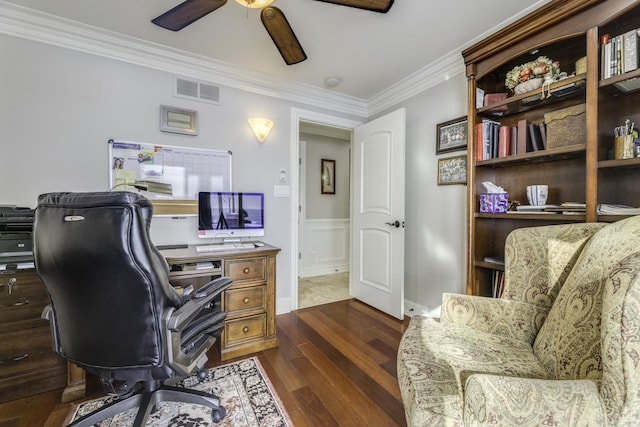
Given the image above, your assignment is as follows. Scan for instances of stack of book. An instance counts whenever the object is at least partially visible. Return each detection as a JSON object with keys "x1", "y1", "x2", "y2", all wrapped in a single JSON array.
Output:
[
  {"x1": 543, "y1": 202, "x2": 586, "y2": 215},
  {"x1": 601, "y1": 29, "x2": 639, "y2": 80},
  {"x1": 597, "y1": 204, "x2": 640, "y2": 215},
  {"x1": 475, "y1": 118, "x2": 546, "y2": 161}
]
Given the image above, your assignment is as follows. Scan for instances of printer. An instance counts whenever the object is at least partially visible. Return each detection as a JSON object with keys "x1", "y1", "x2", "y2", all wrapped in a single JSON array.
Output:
[{"x1": 0, "y1": 206, "x2": 35, "y2": 270}]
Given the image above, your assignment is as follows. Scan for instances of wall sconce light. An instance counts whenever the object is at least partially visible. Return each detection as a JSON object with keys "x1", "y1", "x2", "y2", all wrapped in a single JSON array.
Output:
[{"x1": 248, "y1": 118, "x2": 274, "y2": 143}]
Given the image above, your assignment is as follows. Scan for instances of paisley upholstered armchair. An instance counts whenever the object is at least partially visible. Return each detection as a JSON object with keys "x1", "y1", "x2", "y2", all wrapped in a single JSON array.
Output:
[{"x1": 398, "y1": 216, "x2": 640, "y2": 426}]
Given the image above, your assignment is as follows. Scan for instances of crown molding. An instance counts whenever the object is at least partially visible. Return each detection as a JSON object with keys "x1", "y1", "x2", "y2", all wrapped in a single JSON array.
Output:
[
  {"x1": 0, "y1": 1, "x2": 552, "y2": 120},
  {"x1": 0, "y1": 1, "x2": 368, "y2": 117},
  {"x1": 368, "y1": 52, "x2": 465, "y2": 116}
]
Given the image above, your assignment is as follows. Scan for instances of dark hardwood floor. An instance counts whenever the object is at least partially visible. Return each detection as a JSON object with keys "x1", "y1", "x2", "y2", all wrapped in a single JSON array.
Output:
[{"x1": 0, "y1": 299, "x2": 410, "y2": 426}]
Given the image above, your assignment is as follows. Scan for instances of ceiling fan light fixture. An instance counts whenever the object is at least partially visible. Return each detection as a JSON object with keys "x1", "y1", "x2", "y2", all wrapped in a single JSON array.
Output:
[{"x1": 234, "y1": 0, "x2": 275, "y2": 8}]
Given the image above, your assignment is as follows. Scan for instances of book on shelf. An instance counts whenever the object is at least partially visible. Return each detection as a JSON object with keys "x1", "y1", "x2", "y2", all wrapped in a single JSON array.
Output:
[
  {"x1": 601, "y1": 29, "x2": 640, "y2": 79},
  {"x1": 597, "y1": 204, "x2": 640, "y2": 215},
  {"x1": 498, "y1": 125, "x2": 511, "y2": 157},
  {"x1": 517, "y1": 119, "x2": 531, "y2": 153},
  {"x1": 528, "y1": 122, "x2": 545, "y2": 151},
  {"x1": 483, "y1": 255, "x2": 505, "y2": 265},
  {"x1": 492, "y1": 269, "x2": 505, "y2": 298}
]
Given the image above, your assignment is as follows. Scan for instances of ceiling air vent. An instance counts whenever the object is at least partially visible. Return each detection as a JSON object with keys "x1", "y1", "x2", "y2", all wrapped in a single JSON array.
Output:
[{"x1": 175, "y1": 77, "x2": 220, "y2": 105}]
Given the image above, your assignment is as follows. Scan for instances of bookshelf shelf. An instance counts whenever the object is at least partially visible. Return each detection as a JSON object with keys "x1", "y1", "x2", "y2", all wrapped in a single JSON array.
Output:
[
  {"x1": 476, "y1": 144, "x2": 585, "y2": 167},
  {"x1": 463, "y1": 0, "x2": 640, "y2": 297}
]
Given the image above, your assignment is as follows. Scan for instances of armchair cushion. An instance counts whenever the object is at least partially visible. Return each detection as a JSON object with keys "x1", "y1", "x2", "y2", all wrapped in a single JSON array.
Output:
[
  {"x1": 503, "y1": 222, "x2": 605, "y2": 307},
  {"x1": 533, "y1": 216, "x2": 640, "y2": 380},
  {"x1": 463, "y1": 374, "x2": 605, "y2": 426},
  {"x1": 398, "y1": 316, "x2": 550, "y2": 426},
  {"x1": 441, "y1": 294, "x2": 548, "y2": 344}
]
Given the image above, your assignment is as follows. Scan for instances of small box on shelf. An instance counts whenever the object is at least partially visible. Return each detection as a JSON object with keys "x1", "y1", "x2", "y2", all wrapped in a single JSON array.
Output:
[
  {"x1": 544, "y1": 103, "x2": 586, "y2": 149},
  {"x1": 480, "y1": 193, "x2": 509, "y2": 213}
]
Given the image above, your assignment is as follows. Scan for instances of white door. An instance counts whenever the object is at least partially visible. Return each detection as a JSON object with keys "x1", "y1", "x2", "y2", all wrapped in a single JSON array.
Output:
[{"x1": 351, "y1": 108, "x2": 406, "y2": 319}]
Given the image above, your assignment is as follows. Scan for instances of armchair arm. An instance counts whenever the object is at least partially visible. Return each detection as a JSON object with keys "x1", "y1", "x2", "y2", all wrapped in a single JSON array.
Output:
[
  {"x1": 463, "y1": 374, "x2": 606, "y2": 426},
  {"x1": 440, "y1": 293, "x2": 548, "y2": 344}
]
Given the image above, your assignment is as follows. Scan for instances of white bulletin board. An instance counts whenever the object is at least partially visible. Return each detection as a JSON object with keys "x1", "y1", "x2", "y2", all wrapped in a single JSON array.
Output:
[{"x1": 108, "y1": 139, "x2": 232, "y2": 199}]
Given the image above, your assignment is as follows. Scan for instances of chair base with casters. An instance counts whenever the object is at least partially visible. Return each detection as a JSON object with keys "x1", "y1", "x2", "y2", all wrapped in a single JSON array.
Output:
[{"x1": 69, "y1": 381, "x2": 225, "y2": 426}]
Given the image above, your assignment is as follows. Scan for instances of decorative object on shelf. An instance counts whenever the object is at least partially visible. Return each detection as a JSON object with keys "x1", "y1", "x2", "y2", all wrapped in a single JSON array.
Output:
[
  {"x1": 436, "y1": 116, "x2": 468, "y2": 154},
  {"x1": 483, "y1": 93, "x2": 508, "y2": 112},
  {"x1": 248, "y1": 117, "x2": 273, "y2": 142},
  {"x1": 480, "y1": 193, "x2": 509, "y2": 213},
  {"x1": 437, "y1": 154, "x2": 467, "y2": 185},
  {"x1": 505, "y1": 56, "x2": 560, "y2": 95},
  {"x1": 160, "y1": 105, "x2": 198, "y2": 135},
  {"x1": 321, "y1": 158, "x2": 335, "y2": 194},
  {"x1": 544, "y1": 103, "x2": 586, "y2": 149},
  {"x1": 480, "y1": 182, "x2": 508, "y2": 213},
  {"x1": 526, "y1": 185, "x2": 548, "y2": 206}
]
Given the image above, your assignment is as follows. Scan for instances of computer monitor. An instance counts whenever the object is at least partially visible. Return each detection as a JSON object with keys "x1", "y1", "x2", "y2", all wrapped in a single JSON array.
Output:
[{"x1": 198, "y1": 192, "x2": 264, "y2": 241}]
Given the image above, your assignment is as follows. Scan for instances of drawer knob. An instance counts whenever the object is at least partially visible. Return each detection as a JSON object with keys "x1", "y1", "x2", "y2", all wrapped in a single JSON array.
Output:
[
  {"x1": 243, "y1": 297, "x2": 250, "y2": 304},
  {"x1": 243, "y1": 267, "x2": 250, "y2": 274},
  {"x1": 243, "y1": 326, "x2": 249, "y2": 333}
]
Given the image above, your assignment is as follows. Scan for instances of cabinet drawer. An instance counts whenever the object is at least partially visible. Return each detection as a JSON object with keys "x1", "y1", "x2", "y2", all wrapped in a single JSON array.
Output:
[
  {"x1": 224, "y1": 314, "x2": 266, "y2": 347},
  {"x1": 0, "y1": 325, "x2": 64, "y2": 380},
  {"x1": 0, "y1": 275, "x2": 50, "y2": 325},
  {"x1": 225, "y1": 257, "x2": 266, "y2": 283},
  {"x1": 224, "y1": 285, "x2": 265, "y2": 314}
]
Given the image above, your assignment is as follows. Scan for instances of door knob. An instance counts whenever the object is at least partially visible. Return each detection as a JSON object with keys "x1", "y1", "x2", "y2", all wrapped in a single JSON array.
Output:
[{"x1": 385, "y1": 220, "x2": 400, "y2": 228}]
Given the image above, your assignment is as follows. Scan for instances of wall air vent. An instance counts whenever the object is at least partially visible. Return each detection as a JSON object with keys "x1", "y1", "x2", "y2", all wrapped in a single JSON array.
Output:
[{"x1": 175, "y1": 77, "x2": 220, "y2": 105}]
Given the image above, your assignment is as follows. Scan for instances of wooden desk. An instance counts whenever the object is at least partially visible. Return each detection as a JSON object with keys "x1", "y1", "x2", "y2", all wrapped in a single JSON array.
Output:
[{"x1": 161, "y1": 243, "x2": 280, "y2": 361}]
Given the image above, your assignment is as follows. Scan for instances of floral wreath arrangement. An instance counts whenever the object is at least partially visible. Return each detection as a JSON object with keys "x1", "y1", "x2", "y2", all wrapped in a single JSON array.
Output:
[{"x1": 505, "y1": 56, "x2": 561, "y2": 91}]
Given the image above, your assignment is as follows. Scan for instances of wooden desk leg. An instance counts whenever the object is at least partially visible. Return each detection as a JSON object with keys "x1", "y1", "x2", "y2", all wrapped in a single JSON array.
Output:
[{"x1": 61, "y1": 362, "x2": 86, "y2": 403}]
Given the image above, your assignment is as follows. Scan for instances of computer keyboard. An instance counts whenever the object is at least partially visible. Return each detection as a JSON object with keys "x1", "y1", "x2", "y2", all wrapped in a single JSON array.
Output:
[{"x1": 195, "y1": 243, "x2": 255, "y2": 253}]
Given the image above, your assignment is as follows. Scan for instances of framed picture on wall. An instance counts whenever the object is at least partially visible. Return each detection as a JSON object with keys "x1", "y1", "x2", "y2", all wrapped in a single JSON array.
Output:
[
  {"x1": 437, "y1": 154, "x2": 467, "y2": 185},
  {"x1": 436, "y1": 116, "x2": 468, "y2": 154},
  {"x1": 321, "y1": 159, "x2": 335, "y2": 194}
]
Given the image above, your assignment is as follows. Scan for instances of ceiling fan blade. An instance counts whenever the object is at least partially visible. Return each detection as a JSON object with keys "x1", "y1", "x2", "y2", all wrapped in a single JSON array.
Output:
[
  {"x1": 261, "y1": 7, "x2": 307, "y2": 65},
  {"x1": 152, "y1": 0, "x2": 227, "y2": 31},
  {"x1": 315, "y1": 0, "x2": 393, "y2": 13}
]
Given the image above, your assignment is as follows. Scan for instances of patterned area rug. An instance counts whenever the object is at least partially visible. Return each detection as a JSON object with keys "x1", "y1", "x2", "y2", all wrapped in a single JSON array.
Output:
[{"x1": 67, "y1": 357, "x2": 292, "y2": 426}]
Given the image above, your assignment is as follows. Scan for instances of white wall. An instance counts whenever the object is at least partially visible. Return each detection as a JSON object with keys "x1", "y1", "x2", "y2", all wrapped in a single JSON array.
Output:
[
  {"x1": 1, "y1": 29, "x2": 469, "y2": 317},
  {"x1": 0, "y1": 34, "x2": 363, "y2": 314},
  {"x1": 299, "y1": 133, "x2": 351, "y2": 277},
  {"x1": 302, "y1": 133, "x2": 350, "y2": 220},
  {"x1": 379, "y1": 75, "x2": 469, "y2": 316}
]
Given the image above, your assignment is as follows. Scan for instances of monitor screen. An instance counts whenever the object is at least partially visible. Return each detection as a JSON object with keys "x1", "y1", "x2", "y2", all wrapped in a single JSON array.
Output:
[{"x1": 198, "y1": 192, "x2": 264, "y2": 240}]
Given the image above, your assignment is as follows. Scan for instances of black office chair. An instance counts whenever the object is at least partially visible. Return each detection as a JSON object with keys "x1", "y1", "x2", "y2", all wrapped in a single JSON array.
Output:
[{"x1": 33, "y1": 191, "x2": 232, "y2": 426}]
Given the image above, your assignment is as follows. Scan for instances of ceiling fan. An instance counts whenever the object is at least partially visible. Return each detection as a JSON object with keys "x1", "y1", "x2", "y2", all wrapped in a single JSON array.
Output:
[{"x1": 151, "y1": 0, "x2": 394, "y2": 65}]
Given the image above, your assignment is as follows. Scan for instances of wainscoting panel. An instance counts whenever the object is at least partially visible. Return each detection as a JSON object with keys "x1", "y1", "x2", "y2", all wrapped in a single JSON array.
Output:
[{"x1": 301, "y1": 219, "x2": 350, "y2": 277}]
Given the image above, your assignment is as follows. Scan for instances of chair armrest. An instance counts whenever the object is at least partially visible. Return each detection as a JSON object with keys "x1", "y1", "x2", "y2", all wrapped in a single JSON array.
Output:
[
  {"x1": 463, "y1": 374, "x2": 606, "y2": 426},
  {"x1": 440, "y1": 293, "x2": 548, "y2": 344},
  {"x1": 168, "y1": 276, "x2": 232, "y2": 331},
  {"x1": 41, "y1": 304, "x2": 61, "y2": 353}
]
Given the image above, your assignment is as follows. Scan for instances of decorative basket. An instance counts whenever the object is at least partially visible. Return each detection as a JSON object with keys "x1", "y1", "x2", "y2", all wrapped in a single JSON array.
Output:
[{"x1": 514, "y1": 78, "x2": 543, "y2": 95}]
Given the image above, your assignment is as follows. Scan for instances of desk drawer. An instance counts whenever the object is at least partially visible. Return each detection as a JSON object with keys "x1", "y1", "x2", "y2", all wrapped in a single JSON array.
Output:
[
  {"x1": 224, "y1": 285, "x2": 265, "y2": 314},
  {"x1": 224, "y1": 314, "x2": 266, "y2": 347},
  {"x1": 0, "y1": 325, "x2": 67, "y2": 404},
  {"x1": 225, "y1": 257, "x2": 266, "y2": 283},
  {"x1": 0, "y1": 274, "x2": 49, "y2": 325}
]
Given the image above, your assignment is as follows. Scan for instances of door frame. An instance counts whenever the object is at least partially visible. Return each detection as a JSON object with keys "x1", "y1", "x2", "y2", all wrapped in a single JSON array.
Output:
[{"x1": 289, "y1": 108, "x2": 362, "y2": 311}]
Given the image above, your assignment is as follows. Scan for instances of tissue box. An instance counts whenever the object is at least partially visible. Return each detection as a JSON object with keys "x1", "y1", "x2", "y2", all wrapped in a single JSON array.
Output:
[{"x1": 480, "y1": 193, "x2": 509, "y2": 213}]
